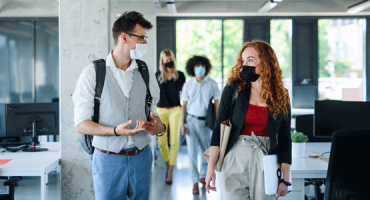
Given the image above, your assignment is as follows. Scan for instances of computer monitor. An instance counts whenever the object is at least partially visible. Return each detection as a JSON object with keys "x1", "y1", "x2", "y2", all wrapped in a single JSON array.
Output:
[
  {"x1": 314, "y1": 100, "x2": 370, "y2": 138},
  {"x1": 0, "y1": 102, "x2": 59, "y2": 151}
]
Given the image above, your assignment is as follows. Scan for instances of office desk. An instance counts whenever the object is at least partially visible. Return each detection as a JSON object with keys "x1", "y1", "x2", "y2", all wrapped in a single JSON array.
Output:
[
  {"x1": 281, "y1": 142, "x2": 331, "y2": 200},
  {"x1": 0, "y1": 142, "x2": 60, "y2": 200}
]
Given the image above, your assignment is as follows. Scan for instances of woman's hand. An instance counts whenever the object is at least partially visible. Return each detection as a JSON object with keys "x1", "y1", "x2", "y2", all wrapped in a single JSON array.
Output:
[
  {"x1": 205, "y1": 169, "x2": 217, "y2": 194},
  {"x1": 276, "y1": 163, "x2": 290, "y2": 197},
  {"x1": 275, "y1": 182, "x2": 288, "y2": 197},
  {"x1": 205, "y1": 146, "x2": 220, "y2": 194},
  {"x1": 181, "y1": 124, "x2": 187, "y2": 135}
]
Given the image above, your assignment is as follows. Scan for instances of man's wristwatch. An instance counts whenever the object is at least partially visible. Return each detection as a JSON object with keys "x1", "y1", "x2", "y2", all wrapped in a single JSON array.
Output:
[
  {"x1": 279, "y1": 179, "x2": 291, "y2": 186},
  {"x1": 156, "y1": 123, "x2": 166, "y2": 137}
]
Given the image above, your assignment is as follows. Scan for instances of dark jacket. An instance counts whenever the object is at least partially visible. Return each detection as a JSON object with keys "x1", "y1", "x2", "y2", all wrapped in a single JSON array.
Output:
[{"x1": 210, "y1": 84, "x2": 292, "y2": 165}]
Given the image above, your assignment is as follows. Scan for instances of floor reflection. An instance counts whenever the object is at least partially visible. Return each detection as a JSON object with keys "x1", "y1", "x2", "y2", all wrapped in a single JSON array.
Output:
[{"x1": 150, "y1": 145, "x2": 221, "y2": 200}]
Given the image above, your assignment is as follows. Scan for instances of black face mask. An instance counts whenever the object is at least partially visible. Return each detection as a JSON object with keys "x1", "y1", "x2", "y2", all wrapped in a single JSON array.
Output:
[
  {"x1": 242, "y1": 66, "x2": 260, "y2": 82},
  {"x1": 164, "y1": 61, "x2": 174, "y2": 68}
]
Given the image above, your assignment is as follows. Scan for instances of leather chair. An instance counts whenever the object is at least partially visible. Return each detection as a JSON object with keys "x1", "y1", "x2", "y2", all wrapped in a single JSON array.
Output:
[{"x1": 323, "y1": 130, "x2": 370, "y2": 200}]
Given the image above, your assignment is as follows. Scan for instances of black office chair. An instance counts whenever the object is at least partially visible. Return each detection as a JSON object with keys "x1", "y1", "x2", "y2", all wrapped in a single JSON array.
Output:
[
  {"x1": 324, "y1": 130, "x2": 370, "y2": 200},
  {"x1": 0, "y1": 177, "x2": 21, "y2": 200}
]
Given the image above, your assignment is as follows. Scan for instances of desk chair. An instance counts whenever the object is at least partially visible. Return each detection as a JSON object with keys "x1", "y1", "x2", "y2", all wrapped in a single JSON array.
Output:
[
  {"x1": 324, "y1": 130, "x2": 370, "y2": 200},
  {"x1": 0, "y1": 177, "x2": 21, "y2": 200}
]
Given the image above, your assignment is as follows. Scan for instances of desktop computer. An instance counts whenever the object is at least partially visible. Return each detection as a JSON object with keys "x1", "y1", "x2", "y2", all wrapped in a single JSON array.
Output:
[
  {"x1": 0, "y1": 102, "x2": 59, "y2": 151},
  {"x1": 314, "y1": 100, "x2": 370, "y2": 139}
]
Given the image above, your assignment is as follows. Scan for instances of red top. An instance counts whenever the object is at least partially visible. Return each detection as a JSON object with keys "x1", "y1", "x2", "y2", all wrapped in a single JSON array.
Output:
[{"x1": 241, "y1": 104, "x2": 269, "y2": 137}]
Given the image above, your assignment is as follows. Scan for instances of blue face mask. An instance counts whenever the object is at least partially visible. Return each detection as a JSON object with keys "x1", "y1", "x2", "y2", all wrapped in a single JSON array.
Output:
[{"x1": 194, "y1": 66, "x2": 206, "y2": 77}]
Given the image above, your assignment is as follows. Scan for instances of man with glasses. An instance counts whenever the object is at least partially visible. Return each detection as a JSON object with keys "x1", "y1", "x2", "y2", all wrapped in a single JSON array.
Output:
[
  {"x1": 73, "y1": 11, "x2": 165, "y2": 200},
  {"x1": 126, "y1": 33, "x2": 148, "y2": 43}
]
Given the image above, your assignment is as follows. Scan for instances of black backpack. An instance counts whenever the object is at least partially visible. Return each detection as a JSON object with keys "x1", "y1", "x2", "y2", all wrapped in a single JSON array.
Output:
[{"x1": 78, "y1": 59, "x2": 152, "y2": 155}]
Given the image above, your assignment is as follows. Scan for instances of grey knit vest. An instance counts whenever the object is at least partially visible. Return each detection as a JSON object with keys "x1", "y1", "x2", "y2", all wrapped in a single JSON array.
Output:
[{"x1": 92, "y1": 66, "x2": 151, "y2": 153}]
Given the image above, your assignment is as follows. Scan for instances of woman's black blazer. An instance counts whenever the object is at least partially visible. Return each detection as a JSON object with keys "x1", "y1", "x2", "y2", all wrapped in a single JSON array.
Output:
[{"x1": 210, "y1": 84, "x2": 292, "y2": 165}]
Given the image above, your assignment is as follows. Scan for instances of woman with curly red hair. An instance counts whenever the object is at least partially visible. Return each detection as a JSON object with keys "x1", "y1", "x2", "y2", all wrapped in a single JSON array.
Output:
[{"x1": 205, "y1": 40, "x2": 292, "y2": 199}]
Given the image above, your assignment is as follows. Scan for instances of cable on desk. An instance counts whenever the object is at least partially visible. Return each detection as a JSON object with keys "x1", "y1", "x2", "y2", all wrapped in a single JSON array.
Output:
[{"x1": 320, "y1": 151, "x2": 330, "y2": 157}]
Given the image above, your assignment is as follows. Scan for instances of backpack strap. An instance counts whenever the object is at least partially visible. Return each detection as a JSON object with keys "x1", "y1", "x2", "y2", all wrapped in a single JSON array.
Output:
[
  {"x1": 92, "y1": 59, "x2": 106, "y2": 123},
  {"x1": 136, "y1": 59, "x2": 153, "y2": 121},
  {"x1": 79, "y1": 59, "x2": 106, "y2": 155}
]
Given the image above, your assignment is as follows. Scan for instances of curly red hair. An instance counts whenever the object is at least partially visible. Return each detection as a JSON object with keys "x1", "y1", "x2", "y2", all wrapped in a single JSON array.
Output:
[{"x1": 227, "y1": 40, "x2": 290, "y2": 119}]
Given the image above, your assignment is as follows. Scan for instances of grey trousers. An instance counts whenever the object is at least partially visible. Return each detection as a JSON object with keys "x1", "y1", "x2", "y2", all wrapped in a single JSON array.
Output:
[
  {"x1": 185, "y1": 115, "x2": 212, "y2": 184},
  {"x1": 220, "y1": 133, "x2": 275, "y2": 200}
]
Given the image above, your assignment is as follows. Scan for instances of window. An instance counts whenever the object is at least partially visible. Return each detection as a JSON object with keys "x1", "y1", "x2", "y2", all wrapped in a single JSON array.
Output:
[
  {"x1": 270, "y1": 19, "x2": 292, "y2": 102},
  {"x1": 318, "y1": 19, "x2": 366, "y2": 101},
  {"x1": 176, "y1": 19, "x2": 243, "y2": 89},
  {"x1": 176, "y1": 20, "x2": 221, "y2": 84},
  {"x1": 222, "y1": 20, "x2": 243, "y2": 86}
]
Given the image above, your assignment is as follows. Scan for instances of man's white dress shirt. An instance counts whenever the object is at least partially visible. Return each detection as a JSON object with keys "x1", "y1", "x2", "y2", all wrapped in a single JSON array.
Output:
[{"x1": 73, "y1": 51, "x2": 160, "y2": 148}]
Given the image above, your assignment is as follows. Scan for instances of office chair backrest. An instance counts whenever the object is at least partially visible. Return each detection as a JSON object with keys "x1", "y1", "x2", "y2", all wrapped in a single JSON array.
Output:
[{"x1": 324, "y1": 130, "x2": 370, "y2": 200}]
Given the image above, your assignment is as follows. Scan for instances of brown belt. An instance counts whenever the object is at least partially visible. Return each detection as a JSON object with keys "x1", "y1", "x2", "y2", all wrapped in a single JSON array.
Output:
[{"x1": 95, "y1": 145, "x2": 148, "y2": 156}]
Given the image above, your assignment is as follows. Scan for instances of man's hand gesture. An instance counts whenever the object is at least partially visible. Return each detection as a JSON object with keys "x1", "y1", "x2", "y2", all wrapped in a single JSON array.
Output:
[
  {"x1": 115, "y1": 120, "x2": 146, "y2": 136},
  {"x1": 137, "y1": 112, "x2": 164, "y2": 136}
]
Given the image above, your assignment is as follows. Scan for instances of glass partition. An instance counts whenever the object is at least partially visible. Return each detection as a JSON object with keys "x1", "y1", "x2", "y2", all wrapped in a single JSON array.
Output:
[
  {"x1": 35, "y1": 21, "x2": 59, "y2": 103},
  {"x1": 0, "y1": 19, "x2": 59, "y2": 104},
  {"x1": 0, "y1": 20, "x2": 34, "y2": 103}
]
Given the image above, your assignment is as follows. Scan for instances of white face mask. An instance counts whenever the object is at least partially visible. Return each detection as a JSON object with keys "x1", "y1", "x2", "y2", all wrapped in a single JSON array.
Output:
[{"x1": 130, "y1": 43, "x2": 148, "y2": 60}]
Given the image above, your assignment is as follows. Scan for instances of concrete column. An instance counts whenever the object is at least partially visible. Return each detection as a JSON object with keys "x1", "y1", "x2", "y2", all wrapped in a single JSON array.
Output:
[{"x1": 60, "y1": 0, "x2": 109, "y2": 199}]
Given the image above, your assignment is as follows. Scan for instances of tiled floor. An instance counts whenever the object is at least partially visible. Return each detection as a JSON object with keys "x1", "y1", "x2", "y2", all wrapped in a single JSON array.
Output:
[{"x1": 150, "y1": 146, "x2": 221, "y2": 200}]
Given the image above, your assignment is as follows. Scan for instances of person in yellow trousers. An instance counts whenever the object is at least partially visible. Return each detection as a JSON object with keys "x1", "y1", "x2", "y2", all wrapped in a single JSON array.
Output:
[{"x1": 155, "y1": 49, "x2": 186, "y2": 184}]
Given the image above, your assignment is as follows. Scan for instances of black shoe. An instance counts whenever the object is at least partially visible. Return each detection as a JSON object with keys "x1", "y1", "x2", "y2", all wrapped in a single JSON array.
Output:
[{"x1": 165, "y1": 171, "x2": 172, "y2": 184}]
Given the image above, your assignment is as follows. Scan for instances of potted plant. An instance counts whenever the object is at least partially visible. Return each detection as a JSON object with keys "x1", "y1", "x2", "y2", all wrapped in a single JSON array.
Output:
[{"x1": 291, "y1": 131, "x2": 309, "y2": 158}]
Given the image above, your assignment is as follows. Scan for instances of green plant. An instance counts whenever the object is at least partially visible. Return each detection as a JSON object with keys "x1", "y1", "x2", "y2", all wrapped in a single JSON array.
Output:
[{"x1": 291, "y1": 131, "x2": 309, "y2": 143}]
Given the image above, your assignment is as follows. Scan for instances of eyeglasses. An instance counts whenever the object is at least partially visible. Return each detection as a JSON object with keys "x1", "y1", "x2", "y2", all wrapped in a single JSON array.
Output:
[{"x1": 126, "y1": 33, "x2": 148, "y2": 44}]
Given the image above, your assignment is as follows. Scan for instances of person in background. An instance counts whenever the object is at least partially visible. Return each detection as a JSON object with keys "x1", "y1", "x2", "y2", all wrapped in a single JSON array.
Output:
[
  {"x1": 155, "y1": 49, "x2": 186, "y2": 184},
  {"x1": 205, "y1": 40, "x2": 292, "y2": 200},
  {"x1": 181, "y1": 55, "x2": 220, "y2": 194}
]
